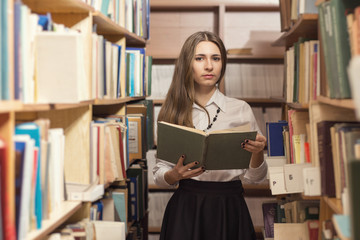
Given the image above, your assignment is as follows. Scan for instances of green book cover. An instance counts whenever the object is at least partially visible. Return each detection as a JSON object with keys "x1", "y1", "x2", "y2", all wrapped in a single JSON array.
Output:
[
  {"x1": 330, "y1": 0, "x2": 351, "y2": 98},
  {"x1": 318, "y1": 1, "x2": 337, "y2": 98},
  {"x1": 156, "y1": 121, "x2": 257, "y2": 170}
]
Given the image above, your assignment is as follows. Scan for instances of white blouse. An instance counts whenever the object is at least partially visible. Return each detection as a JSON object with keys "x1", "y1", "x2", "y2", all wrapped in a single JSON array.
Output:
[{"x1": 153, "y1": 88, "x2": 268, "y2": 188}]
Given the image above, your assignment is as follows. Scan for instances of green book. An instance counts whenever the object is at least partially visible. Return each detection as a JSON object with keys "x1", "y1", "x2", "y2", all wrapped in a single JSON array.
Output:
[
  {"x1": 318, "y1": 1, "x2": 337, "y2": 98},
  {"x1": 156, "y1": 121, "x2": 257, "y2": 170},
  {"x1": 330, "y1": 0, "x2": 351, "y2": 99}
]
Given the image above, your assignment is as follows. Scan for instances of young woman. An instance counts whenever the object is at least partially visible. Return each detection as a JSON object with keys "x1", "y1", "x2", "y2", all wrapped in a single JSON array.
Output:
[{"x1": 153, "y1": 31, "x2": 267, "y2": 240}]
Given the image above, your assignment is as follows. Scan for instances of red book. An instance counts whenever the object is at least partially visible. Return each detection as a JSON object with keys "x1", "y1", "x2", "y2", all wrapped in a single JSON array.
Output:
[{"x1": 0, "y1": 138, "x2": 16, "y2": 240}]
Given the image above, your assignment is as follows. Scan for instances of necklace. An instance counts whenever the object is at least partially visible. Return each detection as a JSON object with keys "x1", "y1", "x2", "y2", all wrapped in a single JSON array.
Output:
[{"x1": 203, "y1": 107, "x2": 221, "y2": 132}]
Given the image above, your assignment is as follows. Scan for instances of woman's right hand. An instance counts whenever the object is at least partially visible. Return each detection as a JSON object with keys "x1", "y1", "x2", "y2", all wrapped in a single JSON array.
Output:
[{"x1": 164, "y1": 155, "x2": 205, "y2": 185}]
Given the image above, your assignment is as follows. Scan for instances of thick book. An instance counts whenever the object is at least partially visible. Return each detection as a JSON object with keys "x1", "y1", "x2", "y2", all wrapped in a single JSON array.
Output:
[{"x1": 157, "y1": 121, "x2": 257, "y2": 170}]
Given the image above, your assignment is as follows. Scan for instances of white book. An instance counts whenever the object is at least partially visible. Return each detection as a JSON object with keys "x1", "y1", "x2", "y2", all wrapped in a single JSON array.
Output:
[
  {"x1": 104, "y1": 41, "x2": 112, "y2": 99},
  {"x1": 302, "y1": 166, "x2": 321, "y2": 196},
  {"x1": 48, "y1": 128, "x2": 65, "y2": 211},
  {"x1": 93, "y1": 221, "x2": 125, "y2": 240},
  {"x1": 348, "y1": 56, "x2": 360, "y2": 119},
  {"x1": 66, "y1": 182, "x2": 104, "y2": 202},
  {"x1": 35, "y1": 31, "x2": 87, "y2": 103},
  {"x1": 97, "y1": 35, "x2": 105, "y2": 99}
]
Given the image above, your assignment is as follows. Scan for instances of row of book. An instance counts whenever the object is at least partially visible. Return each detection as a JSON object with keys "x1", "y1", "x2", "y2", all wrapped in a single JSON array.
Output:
[
  {"x1": 0, "y1": 120, "x2": 66, "y2": 240},
  {"x1": 148, "y1": 63, "x2": 284, "y2": 100},
  {"x1": 45, "y1": 159, "x2": 149, "y2": 240},
  {"x1": 225, "y1": 63, "x2": 284, "y2": 99},
  {"x1": 318, "y1": 0, "x2": 360, "y2": 99},
  {"x1": 0, "y1": 99, "x2": 155, "y2": 239},
  {"x1": 279, "y1": 0, "x2": 318, "y2": 32},
  {"x1": 266, "y1": 103, "x2": 360, "y2": 239},
  {"x1": 11, "y1": 1, "x2": 152, "y2": 103},
  {"x1": 266, "y1": 108, "x2": 360, "y2": 197},
  {"x1": 262, "y1": 200, "x2": 320, "y2": 239},
  {"x1": 86, "y1": 0, "x2": 150, "y2": 39},
  {"x1": 284, "y1": 39, "x2": 320, "y2": 104}
]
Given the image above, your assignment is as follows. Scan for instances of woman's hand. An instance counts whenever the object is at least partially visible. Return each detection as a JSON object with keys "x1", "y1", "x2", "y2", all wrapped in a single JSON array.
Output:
[
  {"x1": 241, "y1": 134, "x2": 266, "y2": 153},
  {"x1": 164, "y1": 155, "x2": 205, "y2": 185},
  {"x1": 242, "y1": 134, "x2": 266, "y2": 168}
]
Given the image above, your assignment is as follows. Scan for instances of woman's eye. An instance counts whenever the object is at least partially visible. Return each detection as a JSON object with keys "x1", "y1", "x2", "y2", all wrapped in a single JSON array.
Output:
[
  {"x1": 195, "y1": 57, "x2": 203, "y2": 61},
  {"x1": 213, "y1": 57, "x2": 221, "y2": 61}
]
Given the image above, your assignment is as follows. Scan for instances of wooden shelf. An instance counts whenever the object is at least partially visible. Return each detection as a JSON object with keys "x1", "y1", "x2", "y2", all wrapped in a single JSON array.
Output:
[
  {"x1": 324, "y1": 197, "x2": 343, "y2": 214},
  {"x1": 26, "y1": 201, "x2": 82, "y2": 240},
  {"x1": 19, "y1": 101, "x2": 93, "y2": 112},
  {"x1": 152, "y1": 54, "x2": 284, "y2": 61},
  {"x1": 286, "y1": 102, "x2": 309, "y2": 109},
  {"x1": 150, "y1": 0, "x2": 279, "y2": 9},
  {"x1": 22, "y1": 0, "x2": 93, "y2": 14},
  {"x1": 316, "y1": 96, "x2": 355, "y2": 110},
  {"x1": 93, "y1": 96, "x2": 145, "y2": 106},
  {"x1": 151, "y1": 98, "x2": 285, "y2": 106},
  {"x1": 92, "y1": 11, "x2": 146, "y2": 46},
  {"x1": 0, "y1": 100, "x2": 23, "y2": 113},
  {"x1": 273, "y1": 14, "x2": 318, "y2": 49}
]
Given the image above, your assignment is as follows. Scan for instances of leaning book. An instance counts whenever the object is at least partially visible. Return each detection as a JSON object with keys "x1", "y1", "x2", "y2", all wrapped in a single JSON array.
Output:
[{"x1": 157, "y1": 121, "x2": 257, "y2": 170}]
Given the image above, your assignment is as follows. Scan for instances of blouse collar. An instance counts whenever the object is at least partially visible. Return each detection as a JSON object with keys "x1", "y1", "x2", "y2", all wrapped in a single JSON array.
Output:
[{"x1": 193, "y1": 88, "x2": 227, "y2": 112}]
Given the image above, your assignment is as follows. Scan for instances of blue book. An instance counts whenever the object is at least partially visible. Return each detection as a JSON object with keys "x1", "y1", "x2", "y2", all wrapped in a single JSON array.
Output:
[
  {"x1": 103, "y1": 39, "x2": 107, "y2": 96},
  {"x1": 13, "y1": 1, "x2": 21, "y2": 100},
  {"x1": 116, "y1": 45, "x2": 122, "y2": 98},
  {"x1": 126, "y1": 47, "x2": 145, "y2": 96},
  {"x1": 100, "y1": 0, "x2": 111, "y2": 16},
  {"x1": 332, "y1": 214, "x2": 350, "y2": 239},
  {"x1": 266, "y1": 121, "x2": 288, "y2": 156},
  {"x1": 1, "y1": 0, "x2": 9, "y2": 100},
  {"x1": 128, "y1": 176, "x2": 138, "y2": 221},
  {"x1": 125, "y1": 116, "x2": 130, "y2": 168},
  {"x1": 113, "y1": 191, "x2": 128, "y2": 233},
  {"x1": 15, "y1": 122, "x2": 42, "y2": 229},
  {"x1": 14, "y1": 141, "x2": 26, "y2": 234}
]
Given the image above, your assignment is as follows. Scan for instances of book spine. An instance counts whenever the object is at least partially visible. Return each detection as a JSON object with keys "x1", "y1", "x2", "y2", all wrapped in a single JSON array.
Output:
[
  {"x1": 202, "y1": 137, "x2": 209, "y2": 169},
  {"x1": 330, "y1": 0, "x2": 352, "y2": 98}
]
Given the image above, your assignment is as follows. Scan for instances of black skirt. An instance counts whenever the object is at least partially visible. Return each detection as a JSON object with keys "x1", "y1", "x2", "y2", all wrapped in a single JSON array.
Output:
[{"x1": 159, "y1": 179, "x2": 256, "y2": 240}]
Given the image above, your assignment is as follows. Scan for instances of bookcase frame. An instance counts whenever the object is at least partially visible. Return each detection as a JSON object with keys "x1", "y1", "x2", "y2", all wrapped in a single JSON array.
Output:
[
  {"x1": 1, "y1": 0, "x2": 149, "y2": 239},
  {"x1": 275, "y1": 7, "x2": 357, "y2": 239}
]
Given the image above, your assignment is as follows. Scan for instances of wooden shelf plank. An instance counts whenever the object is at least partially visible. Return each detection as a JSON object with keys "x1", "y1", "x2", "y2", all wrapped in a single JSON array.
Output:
[
  {"x1": 19, "y1": 101, "x2": 93, "y2": 112},
  {"x1": 22, "y1": 0, "x2": 93, "y2": 13},
  {"x1": 0, "y1": 101, "x2": 23, "y2": 113},
  {"x1": 151, "y1": 98, "x2": 285, "y2": 105},
  {"x1": 273, "y1": 14, "x2": 318, "y2": 48},
  {"x1": 316, "y1": 96, "x2": 355, "y2": 110},
  {"x1": 26, "y1": 201, "x2": 82, "y2": 240},
  {"x1": 92, "y1": 11, "x2": 146, "y2": 46},
  {"x1": 93, "y1": 96, "x2": 145, "y2": 106},
  {"x1": 324, "y1": 197, "x2": 343, "y2": 214},
  {"x1": 152, "y1": 54, "x2": 284, "y2": 60},
  {"x1": 150, "y1": 0, "x2": 279, "y2": 8},
  {"x1": 286, "y1": 102, "x2": 309, "y2": 109}
]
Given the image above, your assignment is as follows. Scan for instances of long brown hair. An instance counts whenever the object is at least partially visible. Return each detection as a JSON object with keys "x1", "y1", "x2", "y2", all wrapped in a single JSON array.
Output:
[{"x1": 157, "y1": 31, "x2": 227, "y2": 127}]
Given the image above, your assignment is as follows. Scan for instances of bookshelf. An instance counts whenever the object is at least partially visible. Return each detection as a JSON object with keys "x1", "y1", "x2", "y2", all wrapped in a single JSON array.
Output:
[
  {"x1": 272, "y1": 0, "x2": 360, "y2": 240},
  {"x1": 1, "y1": 0, "x2": 151, "y2": 239}
]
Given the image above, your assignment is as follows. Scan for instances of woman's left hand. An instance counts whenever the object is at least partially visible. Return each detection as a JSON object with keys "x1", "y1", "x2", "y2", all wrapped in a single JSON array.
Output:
[{"x1": 241, "y1": 134, "x2": 266, "y2": 153}]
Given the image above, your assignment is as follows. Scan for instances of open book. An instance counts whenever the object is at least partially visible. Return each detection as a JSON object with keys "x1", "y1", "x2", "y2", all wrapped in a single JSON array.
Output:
[{"x1": 156, "y1": 121, "x2": 257, "y2": 170}]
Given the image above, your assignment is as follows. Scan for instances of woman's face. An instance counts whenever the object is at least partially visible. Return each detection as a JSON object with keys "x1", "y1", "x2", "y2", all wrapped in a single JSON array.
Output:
[{"x1": 192, "y1": 41, "x2": 222, "y2": 90}]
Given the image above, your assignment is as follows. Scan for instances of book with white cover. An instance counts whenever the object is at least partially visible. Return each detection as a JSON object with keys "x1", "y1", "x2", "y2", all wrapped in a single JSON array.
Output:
[
  {"x1": 93, "y1": 221, "x2": 125, "y2": 240},
  {"x1": 66, "y1": 182, "x2": 104, "y2": 202},
  {"x1": 35, "y1": 30, "x2": 88, "y2": 103}
]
